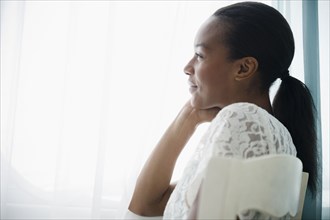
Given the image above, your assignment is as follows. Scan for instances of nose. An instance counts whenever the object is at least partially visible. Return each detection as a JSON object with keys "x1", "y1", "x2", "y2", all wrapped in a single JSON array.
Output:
[{"x1": 184, "y1": 58, "x2": 194, "y2": 76}]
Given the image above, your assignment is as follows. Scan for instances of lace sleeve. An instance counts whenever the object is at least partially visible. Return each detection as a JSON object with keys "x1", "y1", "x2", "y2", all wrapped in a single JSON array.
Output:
[
  {"x1": 204, "y1": 103, "x2": 295, "y2": 220},
  {"x1": 207, "y1": 103, "x2": 296, "y2": 159}
]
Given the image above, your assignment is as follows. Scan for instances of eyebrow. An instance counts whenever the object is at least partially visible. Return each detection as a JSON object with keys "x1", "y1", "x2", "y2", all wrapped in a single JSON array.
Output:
[{"x1": 194, "y1": 43, "x2": 210, "y2": 50}]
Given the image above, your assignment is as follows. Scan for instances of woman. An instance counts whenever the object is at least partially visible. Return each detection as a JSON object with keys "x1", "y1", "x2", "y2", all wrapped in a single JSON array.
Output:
[{"x1": 127, "y1": 2, "x2": 318, "y2": 219}]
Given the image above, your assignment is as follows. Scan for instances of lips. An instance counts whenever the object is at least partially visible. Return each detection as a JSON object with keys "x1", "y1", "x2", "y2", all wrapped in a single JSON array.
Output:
[
  {"x1": 188, "y1": 80, "x2": 197, "y2": 87},
  {"x1": 188, "y1": 80, "x2": 198, "y2": 93}
]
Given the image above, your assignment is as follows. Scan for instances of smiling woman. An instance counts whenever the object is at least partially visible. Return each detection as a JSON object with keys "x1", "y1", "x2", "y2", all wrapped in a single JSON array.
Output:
[{"x1": 0, "y1": 1, "x2": 328, "y2": 219}]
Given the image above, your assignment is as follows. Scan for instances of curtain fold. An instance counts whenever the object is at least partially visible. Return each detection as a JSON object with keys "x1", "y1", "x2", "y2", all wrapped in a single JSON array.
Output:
[
  {"x1": 302, "y1": 0, "x2": 322, "y2": 219},
  {"x1": 0, "y1": 1, "x2": 26, "y2": 218}
]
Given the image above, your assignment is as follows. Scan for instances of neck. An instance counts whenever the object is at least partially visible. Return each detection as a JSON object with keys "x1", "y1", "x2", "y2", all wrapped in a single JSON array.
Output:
[
  {"x1": 231, "y1": 91, "x2": 273, "y2": 115},
  {"x1": 252, "y1": 92, "x2": 273, "y2": 115}
]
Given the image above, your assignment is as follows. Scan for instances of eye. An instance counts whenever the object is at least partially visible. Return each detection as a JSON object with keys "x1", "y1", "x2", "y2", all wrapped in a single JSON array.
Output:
[{"x1": 195, "y1": 52, "x2": 204, "y2": 60}]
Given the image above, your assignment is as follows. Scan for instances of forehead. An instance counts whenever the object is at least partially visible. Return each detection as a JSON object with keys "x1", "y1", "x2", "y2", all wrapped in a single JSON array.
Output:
[{"x1": 194, "y1": 16, "x2": 226, "y2": 49}]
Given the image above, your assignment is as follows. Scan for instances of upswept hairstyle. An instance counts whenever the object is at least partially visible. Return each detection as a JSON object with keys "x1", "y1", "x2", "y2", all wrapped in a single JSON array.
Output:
[{"x1": 213, "y1": 2, "x2": 318, "y2": 196}]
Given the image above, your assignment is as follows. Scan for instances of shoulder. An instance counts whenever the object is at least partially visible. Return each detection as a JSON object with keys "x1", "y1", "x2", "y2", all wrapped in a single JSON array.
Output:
[
  {"x1": 210, "y1": 102, "x2": 287, "y2": 135},
  {"x1": 212, "y1": 102, "x2": 268, "y2": 125},
  {"x1": 206, "y1": 102, "x2": 296, "y2": 158},
  {"x1": 205, "y1": 102, "x2": 266, "y2": 144}
]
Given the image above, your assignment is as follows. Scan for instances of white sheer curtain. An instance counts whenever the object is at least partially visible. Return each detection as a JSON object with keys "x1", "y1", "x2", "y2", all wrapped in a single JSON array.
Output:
[
  {"x1": 0, "y1": 1, "x2": 238, "y2": 218},
  {"x1": 1, "y1": 1, "x2": 328, "y2": 219}
]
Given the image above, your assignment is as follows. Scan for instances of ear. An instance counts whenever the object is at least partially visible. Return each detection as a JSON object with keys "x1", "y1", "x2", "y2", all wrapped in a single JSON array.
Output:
[{"x1": 234, "y1": 57, "x2": 258, "y2": 81}]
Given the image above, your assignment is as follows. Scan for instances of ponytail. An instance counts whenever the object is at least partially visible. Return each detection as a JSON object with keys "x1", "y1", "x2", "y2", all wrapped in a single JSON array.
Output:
[{"x1": 273, "y1": 76, "x2": 318, "y2": 197}]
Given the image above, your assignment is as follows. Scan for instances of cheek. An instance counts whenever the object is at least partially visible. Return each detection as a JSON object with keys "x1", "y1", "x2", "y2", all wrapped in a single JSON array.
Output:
[
  {"x1": 199, "y1": 69, "x2": 232, "y2": 101},
  {"x1": 197, "y1": 65, "x2": 217, "y2": 82},
  {"x1": 198, "y1": 68, "x2": 222, "y2": 89}
]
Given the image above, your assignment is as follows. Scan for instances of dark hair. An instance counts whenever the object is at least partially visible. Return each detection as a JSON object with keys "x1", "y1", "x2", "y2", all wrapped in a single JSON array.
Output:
[{"x1": 213, "y1": 2, "x2": 318, "y2": 196}]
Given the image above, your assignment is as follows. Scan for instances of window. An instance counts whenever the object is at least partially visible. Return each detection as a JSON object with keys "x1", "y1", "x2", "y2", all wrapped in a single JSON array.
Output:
[{"x1": 1, "y1": 1, "x2": 328, "y2": 219}]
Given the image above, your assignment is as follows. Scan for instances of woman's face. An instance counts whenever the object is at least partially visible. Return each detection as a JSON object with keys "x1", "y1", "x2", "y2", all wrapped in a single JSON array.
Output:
[{"x1": 184, "y1": 16, "x2": 239, "y2": 110}]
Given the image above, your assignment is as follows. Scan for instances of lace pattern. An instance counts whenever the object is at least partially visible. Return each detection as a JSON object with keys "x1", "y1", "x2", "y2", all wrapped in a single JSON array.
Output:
[{"x1": 163, "y1": 102, "x2": 296, "y2": 219}]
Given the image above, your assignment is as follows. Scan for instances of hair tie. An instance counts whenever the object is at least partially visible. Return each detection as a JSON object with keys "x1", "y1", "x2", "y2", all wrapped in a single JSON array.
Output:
[{"x1": 280, "y1": 70, "x2": 290, "y2": 80}]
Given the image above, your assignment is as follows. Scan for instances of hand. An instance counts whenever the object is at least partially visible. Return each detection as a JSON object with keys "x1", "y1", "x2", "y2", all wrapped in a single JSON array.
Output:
[{"x1": 178, "y1": 100, "x2": 221, "y2": 128}]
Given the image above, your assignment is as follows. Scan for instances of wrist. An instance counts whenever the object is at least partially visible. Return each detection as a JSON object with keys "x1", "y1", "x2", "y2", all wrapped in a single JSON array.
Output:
[{"x1": 175, "y1": 106, "x2": 200, "y2": 130}]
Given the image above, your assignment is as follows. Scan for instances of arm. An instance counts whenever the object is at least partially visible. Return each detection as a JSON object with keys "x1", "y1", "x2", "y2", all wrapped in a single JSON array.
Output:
[{"x1": 128, "y1": 101, "x2": 220, "y2": 216}]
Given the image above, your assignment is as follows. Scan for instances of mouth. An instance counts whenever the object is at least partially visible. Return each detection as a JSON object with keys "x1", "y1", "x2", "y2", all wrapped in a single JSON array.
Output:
[{"x1": 188, "y1": 80, "x2": 198, "y2": 93}]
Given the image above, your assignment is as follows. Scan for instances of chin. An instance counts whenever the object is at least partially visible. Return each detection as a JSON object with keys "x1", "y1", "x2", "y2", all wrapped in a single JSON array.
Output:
[{"x1": 190, "y1": 98, "x2": 214, "y2": 110}]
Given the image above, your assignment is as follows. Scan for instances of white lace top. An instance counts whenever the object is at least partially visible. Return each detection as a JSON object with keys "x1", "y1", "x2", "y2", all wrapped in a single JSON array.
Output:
[{"x1": 163, "y1": 102, "x2": 297, "y2": 219}]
